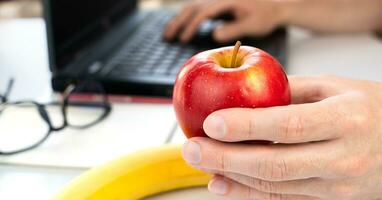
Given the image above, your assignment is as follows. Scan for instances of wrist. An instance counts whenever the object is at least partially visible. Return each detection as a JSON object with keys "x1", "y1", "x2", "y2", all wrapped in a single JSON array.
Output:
[{"x1": 275, "y1": 0, "x2": 304, "y2": 27}]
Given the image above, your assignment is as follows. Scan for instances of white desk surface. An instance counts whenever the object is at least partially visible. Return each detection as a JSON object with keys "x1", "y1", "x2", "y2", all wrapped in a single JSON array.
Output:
[{"x1": 1, "y1": 12, "x2": 382, "y2": 200}]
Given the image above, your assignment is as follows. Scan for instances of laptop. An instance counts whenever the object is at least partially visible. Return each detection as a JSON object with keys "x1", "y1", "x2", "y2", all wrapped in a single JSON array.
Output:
[{"x1": 43, "y1": 0, "x2": 287, "y2": 97}]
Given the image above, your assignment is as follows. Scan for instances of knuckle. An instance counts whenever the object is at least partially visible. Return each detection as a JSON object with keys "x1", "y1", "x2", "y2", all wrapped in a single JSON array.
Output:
[
  {"x1": 344, "y1": 156, "x2": 371, "y2": 178},
  {"x1": 347, "y1": 107, "x2": 370, "y2": 131},
  {"x1": 255, "y1": 156, "x2": 291, "y2": 181},
  {"x1": 280, "y1": 112, "x2": 305, "y2": 142},
  {"x1": 216, "y1": 150, "x2": 232, "y2": 171},
  {"x1": 338, "y1": 93, "x2": 375, "y2": 134},
  {"x1": 332, "y1": 155, "x2": 371, "y2": 178}
]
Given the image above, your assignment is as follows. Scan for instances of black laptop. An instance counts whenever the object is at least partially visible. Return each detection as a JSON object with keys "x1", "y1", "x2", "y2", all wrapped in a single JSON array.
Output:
[{"x1": 43, "y1": 0, "x2": 287, "y2": 97}]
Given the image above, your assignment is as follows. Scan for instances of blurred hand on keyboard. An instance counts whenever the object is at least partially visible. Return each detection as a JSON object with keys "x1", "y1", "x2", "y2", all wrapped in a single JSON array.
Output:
[
  {"x1": 163, "y1": 0, "x2": 285, "y2": 43},
  {"x1": 163, "y1": 0, "x2": 382, "y2": 44}
]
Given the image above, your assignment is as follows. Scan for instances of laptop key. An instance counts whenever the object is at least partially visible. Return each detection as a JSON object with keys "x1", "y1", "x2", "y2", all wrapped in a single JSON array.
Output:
[
  {"x1": 153, "y1": 66, "x2": 168, "y2": 75},
  {"x1": 106, "y1": 12, "x2": 209, "y2": 79},
  {"x1": 136, "y1": 66, "x2": 153, "y2": 73}
]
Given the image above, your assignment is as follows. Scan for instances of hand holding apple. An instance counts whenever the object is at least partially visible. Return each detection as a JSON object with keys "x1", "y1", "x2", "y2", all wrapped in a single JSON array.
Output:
[
  {"x1": 181, "y1": 76, "x2": 382, "y2": 200},
  {"x1": 173, "y1": 41, "x2": 290, "y2": 138}
]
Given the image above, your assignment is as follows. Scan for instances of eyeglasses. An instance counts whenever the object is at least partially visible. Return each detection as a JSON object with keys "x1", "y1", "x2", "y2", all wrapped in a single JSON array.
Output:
[{"x1": 0, "y1": 79, "x2": 112, "y2": 155}]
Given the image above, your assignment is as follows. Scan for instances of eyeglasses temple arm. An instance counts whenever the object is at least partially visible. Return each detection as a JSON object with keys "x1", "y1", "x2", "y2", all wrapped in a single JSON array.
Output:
[{"x1": 3, "y1": 78, "x2": 14, "y2": 101}]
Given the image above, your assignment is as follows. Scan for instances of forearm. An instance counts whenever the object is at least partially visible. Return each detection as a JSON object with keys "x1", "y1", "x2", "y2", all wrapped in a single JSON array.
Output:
[{"x1": 281, "y1": 0, "x2": 382, "y2": 32}]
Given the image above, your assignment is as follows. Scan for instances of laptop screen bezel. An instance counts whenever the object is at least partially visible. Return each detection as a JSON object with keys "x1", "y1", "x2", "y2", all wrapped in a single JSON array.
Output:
[{"x1": 43, "y1": 0, "x2": 138, "y2": 74}]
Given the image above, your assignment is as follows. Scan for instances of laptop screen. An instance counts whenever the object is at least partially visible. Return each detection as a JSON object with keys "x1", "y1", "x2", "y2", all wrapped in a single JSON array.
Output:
[{"x1": 44, "y1": 0, "x2": 137, "y2": 72}]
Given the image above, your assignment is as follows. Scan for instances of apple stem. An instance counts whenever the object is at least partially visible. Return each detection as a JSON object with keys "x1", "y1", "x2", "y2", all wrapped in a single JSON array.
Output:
[{"x1": 231, "y1": 41, "x2": 241, "y2": 68}]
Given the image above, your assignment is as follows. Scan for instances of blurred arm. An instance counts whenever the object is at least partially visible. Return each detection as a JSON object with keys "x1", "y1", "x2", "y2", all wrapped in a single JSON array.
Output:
[{"x1": 284, "y1": 0, "x2": 382, "y2": 32}]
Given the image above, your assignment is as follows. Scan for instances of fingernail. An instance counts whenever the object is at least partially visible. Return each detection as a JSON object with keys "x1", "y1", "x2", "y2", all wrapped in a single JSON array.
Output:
[
  {"x1": 204, "y1": 114, "x2": 226, "y2": 139},
  {"x1": 182, "y1": 141, "x2": 201, "y2": 164},
  {"x1": 208, "y1": 178, "x2": 228, "y2": 195}
]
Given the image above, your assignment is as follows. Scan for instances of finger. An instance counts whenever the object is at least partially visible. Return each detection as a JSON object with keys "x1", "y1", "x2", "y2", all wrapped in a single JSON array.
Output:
[
  {"x1": 180, "y1": 0, "x2": 235, "y2": 42},
  {"x1": 213, "y1": 19, "x2": 252, "y2": 43},
  {"x1": 288, "y1": 76, "x2": 339, "y2": 104},
  {"x1": 208, "y1": 175, "x2": 320, "y2": 200},
  {"x1": 183, "y1": 138, "x2": 333, "y2": 181},
  {"x1": 219, "y1": 171, "x2": 325, "y2": 197},
  {"x1": 203, "y1": 98, "x2": 344, "y2": 143},
  {"x1": 196, "y1": 168, "x2": 324, "y2": 196},
  {"x1": 163, "y1": 3, "x2": 197, "y2": 40}
]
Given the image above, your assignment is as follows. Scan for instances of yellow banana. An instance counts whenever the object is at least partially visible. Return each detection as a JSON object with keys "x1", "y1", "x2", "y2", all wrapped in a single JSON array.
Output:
[{"x1": 53, "y1": 144, "x2": 212, "y2": 200}]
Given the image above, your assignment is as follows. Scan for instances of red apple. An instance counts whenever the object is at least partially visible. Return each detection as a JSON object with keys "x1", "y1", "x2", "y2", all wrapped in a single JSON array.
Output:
[{"x1": 173, "y1": 42, "x2": 291, "y2": 138}]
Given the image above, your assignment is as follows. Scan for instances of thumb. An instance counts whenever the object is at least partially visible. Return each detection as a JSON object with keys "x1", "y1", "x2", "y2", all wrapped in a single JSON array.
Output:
[{"x1": 213, "y1": 21, "x2": 250, "y2": 43}]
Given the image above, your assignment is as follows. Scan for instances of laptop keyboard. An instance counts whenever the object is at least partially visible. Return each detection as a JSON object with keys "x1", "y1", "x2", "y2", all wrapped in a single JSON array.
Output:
[
  {"x1": 102, "y1": 11, "x2": 287, "y2": 82},
  {"x1": 105, "y1": 12, "x2": 199, "y2": 78}
]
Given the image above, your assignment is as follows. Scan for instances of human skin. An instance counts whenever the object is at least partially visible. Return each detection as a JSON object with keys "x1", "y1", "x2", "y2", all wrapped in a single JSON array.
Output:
[
  {"x1": 163, "y1": 0, "x2": 382, "y2": 43},
  {"x1": 182, "y1": 76, "x2": 382, "y2": 200}
]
